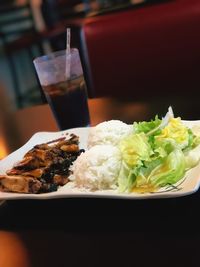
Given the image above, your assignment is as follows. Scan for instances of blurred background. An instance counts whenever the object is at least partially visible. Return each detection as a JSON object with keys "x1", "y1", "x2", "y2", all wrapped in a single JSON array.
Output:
[
  {"x1": 0, "y1": 0, "x2": 200, "y2": 138},
  {"x1": 0, "y1": 0, "x2": 86, "y2": 109},
  {"x1": 0, "y1": 0, "x2": 164, "y2": 109}
]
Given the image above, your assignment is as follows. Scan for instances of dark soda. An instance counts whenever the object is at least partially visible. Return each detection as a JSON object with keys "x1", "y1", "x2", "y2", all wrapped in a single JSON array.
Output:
[{"x1": 43, "y1": 75, "x2": 90, "y2": 130}]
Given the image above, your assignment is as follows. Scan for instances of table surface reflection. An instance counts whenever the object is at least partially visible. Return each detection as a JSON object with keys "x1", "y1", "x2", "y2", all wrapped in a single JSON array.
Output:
[
  {"x1": 1, "y1": 97, "x2": 200, "y2": 267},
  {"x1": 2, "y1": 97, "x2": 151, "y2": 156}
]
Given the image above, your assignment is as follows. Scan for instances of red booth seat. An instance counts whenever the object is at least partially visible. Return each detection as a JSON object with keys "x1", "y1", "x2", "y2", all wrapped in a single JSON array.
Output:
[{"x1": 81, "y1": 0, "x2": 200, "y2": 100}]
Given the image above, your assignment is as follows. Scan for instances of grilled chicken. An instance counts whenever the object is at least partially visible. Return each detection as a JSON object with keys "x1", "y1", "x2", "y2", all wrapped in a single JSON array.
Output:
[
  {"x1": 0, "y1": 134, "x2": 84, "y2": 194},
  {"x1": 0, "y1": 175, "x2": 41, "y2": 193},
  {"x1": 7, "y1": 168, "x2": 45, "y2": 178}
]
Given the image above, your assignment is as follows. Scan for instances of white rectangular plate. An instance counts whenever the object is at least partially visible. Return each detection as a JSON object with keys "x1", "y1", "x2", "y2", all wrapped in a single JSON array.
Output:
[{"x1": 1, "y1": 121, "x2": 200, "y2": 200}]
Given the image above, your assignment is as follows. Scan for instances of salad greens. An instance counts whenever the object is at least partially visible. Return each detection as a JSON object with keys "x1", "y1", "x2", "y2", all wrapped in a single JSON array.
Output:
[{"x1": 118, "y1": 108, "x2": 200, "y2": 193}]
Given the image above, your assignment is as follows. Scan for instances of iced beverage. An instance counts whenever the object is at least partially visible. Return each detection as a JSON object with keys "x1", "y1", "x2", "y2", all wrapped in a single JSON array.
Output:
[
  {"x1": 42, "y1": 75, "x2": 90, "y2": 129},
  {"x1": 34, "y1": 49, "x2": 90, "y2": 130}
]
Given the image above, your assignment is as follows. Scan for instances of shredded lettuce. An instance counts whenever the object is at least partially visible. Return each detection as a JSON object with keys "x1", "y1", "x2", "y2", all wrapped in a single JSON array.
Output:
[
  {"x1": 147, "y1": 149, "x2": 186, "y2": 188},
  {"x1": 184, "y1": 144, "x2": 200, "y2": 169},
  {"x1": 118, "y1": 108, "x2": 200, "y2": 193},
  {"x1": 155, "y1": 118, "x2": 190, "y2": 149},
  {"x1": 133, "y1": 116, "x2": 162, "y2": 135},
  {"x1": 119, "y1": 133, "x2": 153, "y2": 167}
]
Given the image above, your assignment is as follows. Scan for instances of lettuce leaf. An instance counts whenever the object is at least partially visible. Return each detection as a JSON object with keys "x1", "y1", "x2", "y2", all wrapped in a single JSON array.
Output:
[
  {"x1": 119, "y1": 133, "x2": 153, "y2": 167},
  {"x1": 147, "y1": 149, "x2": 186, "y2": 188},
  {"x1": 118, "y1": 133, "x2": 153, "y2": 192},
  {"x1": 117, "y1": 108, "x2": 200, "y2": 193},
  {"x1": 155, "y1": 118, "x2": 190, "y2": 150},
  {"x1": 184, "y1": 144, "x2": 200, "y2": 169},
  {"x1": 133, "y1": 115, "x2": 161, "y2": 135},
  {"x1": 118, "y1": 161, "x2": 139, "y2": 192}
]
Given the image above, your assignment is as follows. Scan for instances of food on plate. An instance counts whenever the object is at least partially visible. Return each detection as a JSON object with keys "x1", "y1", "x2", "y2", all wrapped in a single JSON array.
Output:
[
  {"x1": 0, "y1": 134, "x2": 84, "y2": 193},
  {"x1": 87, "y1": 120, "x2": 132, "y2": 148},
  {"x1": 71, "y1": 107, "x2": 200, "y2": 193},
  {"x1": 0, "y1": 175, "x2": 41, "y2": 194},
  {"x1": 2, "y1": 107, "x2": 200, "y2": 196},
  {"x1": 70, "y1": 144, "x2": 121, "y2": 190},
  {"x1": 117, "y1": 109, "x2": 200, "y2": 193}
]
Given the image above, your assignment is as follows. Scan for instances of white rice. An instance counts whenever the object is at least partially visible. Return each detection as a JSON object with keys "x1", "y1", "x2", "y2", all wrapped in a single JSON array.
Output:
[
  {"x1": 70, "y1": 144, "x2": 122, "y2": 190},
  {"x1": 88, "y1": 120, "x2": 132, "y2": 148}
]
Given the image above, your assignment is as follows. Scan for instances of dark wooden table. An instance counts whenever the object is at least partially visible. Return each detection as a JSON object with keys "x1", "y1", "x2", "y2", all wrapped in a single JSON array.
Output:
[{"x1": 1, "y1": 97, "x2": 200, "y2": 267}]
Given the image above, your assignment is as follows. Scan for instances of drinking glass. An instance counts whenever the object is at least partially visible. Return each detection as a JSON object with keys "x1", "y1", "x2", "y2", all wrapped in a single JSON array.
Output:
[{"x1": 33, "y1": 48, "x2": 90, "y2": 130}]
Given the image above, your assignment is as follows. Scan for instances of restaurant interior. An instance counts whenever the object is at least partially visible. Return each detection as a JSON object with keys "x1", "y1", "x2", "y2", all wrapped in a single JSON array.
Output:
[{"x1": 1, "y1": 0, "x2": 200, "y2": 266}]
